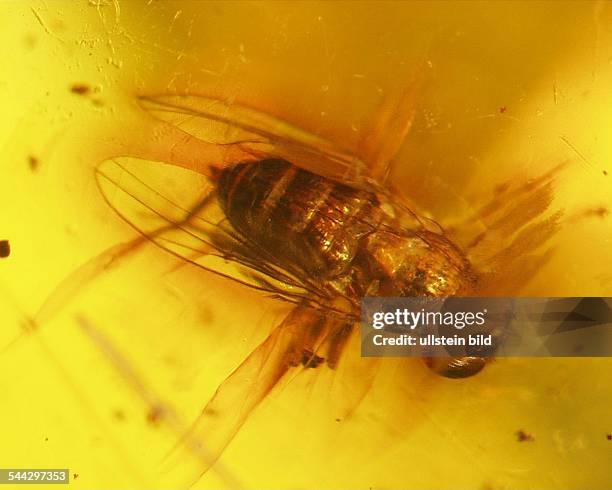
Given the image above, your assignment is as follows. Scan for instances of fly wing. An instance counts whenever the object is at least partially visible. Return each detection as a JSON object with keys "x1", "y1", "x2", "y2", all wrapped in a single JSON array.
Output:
[
  {"x1": 158, "y1": 305, "x2": 326, "y2": 487},
  {"x1": 138, "y1": 94, "x2": 371, "y2": 187},
  {"x1": 95, "y1": 157, "x2": 338, "y2": 311}
]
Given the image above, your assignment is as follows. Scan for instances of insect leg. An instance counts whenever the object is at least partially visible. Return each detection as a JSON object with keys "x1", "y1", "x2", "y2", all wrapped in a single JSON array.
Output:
[{"x1": 325, "y1": 321, "x2": 354, "y2": 369}]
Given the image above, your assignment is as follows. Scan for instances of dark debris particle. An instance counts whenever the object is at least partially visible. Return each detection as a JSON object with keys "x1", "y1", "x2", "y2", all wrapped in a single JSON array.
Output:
[
  {"x1": 516, "y1": 429, "x2": 535, "y2": 442},
  {"x1": 0, "y1": 240, "x2": 10, "y2": 258},
  {"x1": 604, "y1": 170, "x2": 608, "y2": 176},
  {"x1": 72, "y1": 473, "x2": 79, "y2": 480},
  {"x1": 24, "y1": 33, "x2": 37, "y2": 49},
  {"x1": 44, "y1": 437, "x2": 48, "y2": 442},
  {"x1": 70, "y1": 83, "x2": 91, "y2": 95},
  {"x1": 146, "y1": 406, "x2": 165, "y2": 426},
  {"x1": 335, "y1": 418, "x2": 341, "y2": 422},
  {"x1": 28, "y1": 155, "x2": 39, "y2": 171},
  {"x1": 494, "y1": 181, "x2": 510, "y2": 194},
  {"x1": 21, "y1": 317, "x2": 37, "y2": 332},
  {"x1": 606, "y1": 433, "x2": 611, "y2": 440},
  {"x1": 112, "y1": 409, "x2": 126, "y2": 422},
  {"x1": 499, "y1": 106, "x2": 507, "y2": 113},
  {"x1": 580, "y1": 206, "x2": 609, "y2": 221}
]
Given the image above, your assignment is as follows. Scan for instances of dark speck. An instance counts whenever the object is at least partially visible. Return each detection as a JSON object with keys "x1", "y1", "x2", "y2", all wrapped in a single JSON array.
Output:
[
  {"x1": 494, "y1": 182, "x2": 510, "y2": 194},
  {"x1": 499, "y1": 106, "x2": 507, "y2": 113},
  {"x1": 516, "y1": 429, "x2": 534, "y2": 442},
  {"x1": 112, "y1": 409, "x2": 126, "y2": 422},
  {"x1": 146, "y1": 406, "x2": 164, "y2": 426},
  {"x1": 73, "y1": 473, "x2": 79, "y2": 480},
  {"x1": 604, "y1": 170, "x2": 608, "y2": 176},
  {"x1": 28, "y1": 155, "x2": 39, "y2": 171},
  {"x1": 70, "y1": 83, "x2": 91, "y2": 95},
  {"x1": 606, "y1": 433, "x2": 611, "y2": 440},
  {"x1": 0, "y1": 240, "x2": 10, "y2": 258}
]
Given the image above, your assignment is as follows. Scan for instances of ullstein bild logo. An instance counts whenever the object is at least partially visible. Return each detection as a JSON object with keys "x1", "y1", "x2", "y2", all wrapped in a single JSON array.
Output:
[{"x1": 360, "y1": 297, "x2": 612, "y2": 358}]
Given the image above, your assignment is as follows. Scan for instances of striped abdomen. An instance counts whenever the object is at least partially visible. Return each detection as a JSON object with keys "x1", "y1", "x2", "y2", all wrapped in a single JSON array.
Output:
[{"x1": 216, "y1": 159, "x2": 382, "y2": 279}]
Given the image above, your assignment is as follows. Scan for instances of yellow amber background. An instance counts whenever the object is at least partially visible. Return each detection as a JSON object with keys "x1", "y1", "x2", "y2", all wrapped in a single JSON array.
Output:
[{"x1": 1, "y1": 1, "x2": 611, "y2": 489}]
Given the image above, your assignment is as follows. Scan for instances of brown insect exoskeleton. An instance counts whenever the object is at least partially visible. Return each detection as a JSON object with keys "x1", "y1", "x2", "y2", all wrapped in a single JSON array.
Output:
[{"x1": 38, "y1": 80, "x2": 562, "y2": 485}]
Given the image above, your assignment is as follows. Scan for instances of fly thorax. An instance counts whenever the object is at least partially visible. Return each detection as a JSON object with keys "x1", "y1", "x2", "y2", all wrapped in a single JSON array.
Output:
[{"x1": 360, "y1": 230, "x2": 474, "y2": 296}]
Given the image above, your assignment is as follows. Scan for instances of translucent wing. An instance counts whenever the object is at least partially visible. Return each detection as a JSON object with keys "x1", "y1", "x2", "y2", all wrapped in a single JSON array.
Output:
[
  {"x1": 94, "y1": 157, "x2": 350, "y2": 316},
  {"x1": 138, "y1": 63, "x2": 424, "y2": 188},
  {"x1": 138, "y1": 94, "x2": 372, "y2": 187},
  {"x1": 158, "y1": 305, "x2": 365, "y2": 487}
]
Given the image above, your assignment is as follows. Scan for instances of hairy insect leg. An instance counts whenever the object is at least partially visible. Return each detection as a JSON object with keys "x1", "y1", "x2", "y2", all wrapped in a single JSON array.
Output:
[
  {"x1": 159, "y1": 305, "x2": 326, "y2": 487},
  {"x1": 452, "y1": 164, "x2": 566, "y2": 294},
  {"x1": 326, "y1": 321, "x2": 381, "y2": 419},
  {"x1": 445, "y1": 163, "x2": 566, "y2": 249},
  {"x1": 324, "y1": 321, "x2": 353, "y2": 370},
  {"x1": 292, "y1": 316, "x2": 352, "y2": 371},
  {"x1": 291, "y1": 318, "x2": 382, "y2": 421}
]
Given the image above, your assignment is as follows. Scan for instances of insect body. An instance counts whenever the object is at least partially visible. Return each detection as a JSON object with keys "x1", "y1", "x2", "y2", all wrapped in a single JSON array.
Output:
[
  {"x1": 88, "y1": 94, "x2": 489, "y2": 484},
  {"x1": 216, "y1": 158, "x2": 474, "y2": 304}
]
